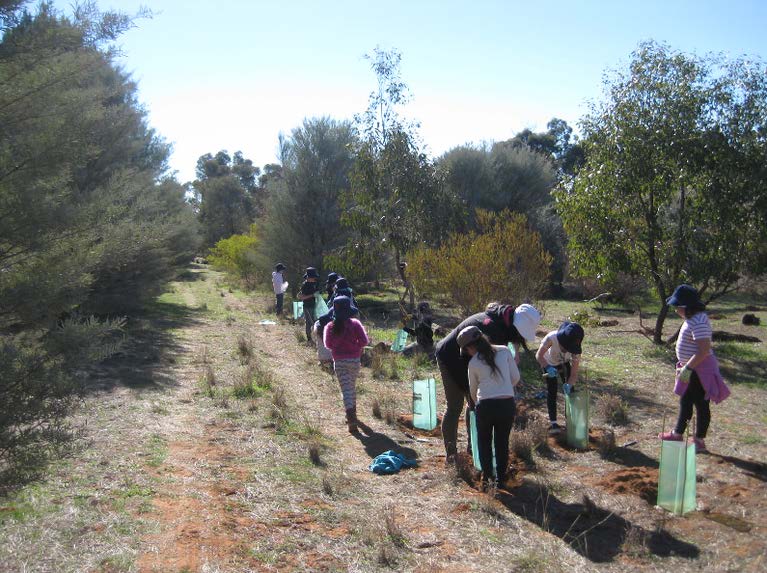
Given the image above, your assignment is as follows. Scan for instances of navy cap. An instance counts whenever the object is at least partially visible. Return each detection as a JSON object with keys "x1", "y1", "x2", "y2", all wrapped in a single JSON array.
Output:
[
  {"x1": 666, "y1": 284, "x2": 702, "y2": 308},
  {"x1": 332, "y1": 295, "x2": 358, "y2": 321},
  {"x1": 557, "y1": 321, "x2": 584, "y2": 355},
  {"x1": 304, "y1": 267, "x2": 319, "y2": 279}
]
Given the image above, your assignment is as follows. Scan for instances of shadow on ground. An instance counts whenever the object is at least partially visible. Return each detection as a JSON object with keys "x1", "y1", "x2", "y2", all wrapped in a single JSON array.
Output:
[
  {"x1": 496, "y1": 479, "x2": 700, "y2": 563},
  {"x1": 353, "y1": 422, "x2": 418, "y2": 460},
  {"x1": 83, "y1": 275, "x2": 207, "y2": 394}
]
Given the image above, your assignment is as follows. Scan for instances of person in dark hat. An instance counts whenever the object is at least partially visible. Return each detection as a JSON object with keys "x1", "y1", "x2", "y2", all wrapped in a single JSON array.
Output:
[
  {"x1": 435, "y1": 303, "x2": 541, "y2": 463},
  {"x1": 659, "y1": 284, "x2": 730, "y2": 453},
  {"x1": 271, "y1": 263, "x2": 287, "y2": 314},
  {"x1": 329, "y1": 277, "x2": 357, "y2": 307},
  {"x1": 325, "y1": 272, "x2": 339, "y2": 301},
  {"x1": 322, "y1": 295, "x2": 369, "y2": 433},
  {"x1": 536, "y1": 321, "x2": 585, "y2": 434},
  {"x1": 299, "y1": 267, "x2": 320, "y2": 342}
]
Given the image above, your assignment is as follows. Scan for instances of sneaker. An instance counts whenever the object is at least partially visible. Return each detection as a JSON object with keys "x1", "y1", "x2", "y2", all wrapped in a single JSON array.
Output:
[
  {"x1": 549, "y1": 422, "x2": 561, "y2": 435},
  {"x1": 658, "y1": 431, "x2": 683, "y2": 441},
  {"x1": 693, "y1": 437, "x2": 708, "y2": 453}
]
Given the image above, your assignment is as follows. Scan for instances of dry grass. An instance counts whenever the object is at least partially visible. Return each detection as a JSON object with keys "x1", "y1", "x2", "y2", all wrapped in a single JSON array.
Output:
[
  {"x1": 371, "y1": 390, "x2": 398, "y2": 425},
  {"x1": 596, "y1": 428, "x2": 617, "y2": 458},
  {"x1": 595, "y1": 394, "x2": 630, "y2": 425},
  {"x1": 308, "y1": 440, "x2": 323, "y2": 466},
  {"x1": 511, "y1": 413, "x2": 550, "y2": 465},
  {"x1": 237, "y1": 334, "x2": 254, "y2": 363}
]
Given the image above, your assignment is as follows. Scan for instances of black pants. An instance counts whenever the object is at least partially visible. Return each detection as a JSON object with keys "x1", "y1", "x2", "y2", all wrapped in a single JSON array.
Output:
[
  {"x1": 275, "y1": 293, "x2": 284, "y2": 314},
  {"x1": 674, "y1": 371, "x2": 711, "y2": 438},
  {"x1": 475, "y1": 398, "x2": 516, "y2": 482},
  {"x1": 303, "y1": 304, "x2": 316, "y2": 341},
  {"x1": 546, "y1": 362, "x2": 571, "y2": 422}
]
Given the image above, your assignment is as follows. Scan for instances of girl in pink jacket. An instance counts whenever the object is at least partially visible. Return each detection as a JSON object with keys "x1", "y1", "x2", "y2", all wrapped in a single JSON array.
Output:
[{"x1": 323, "y1": 296, "x2": 369, "y2": 433}]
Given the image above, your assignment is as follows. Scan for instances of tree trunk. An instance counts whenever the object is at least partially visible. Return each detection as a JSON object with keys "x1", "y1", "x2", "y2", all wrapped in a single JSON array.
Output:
[{"x1": 654, "y1": 302, "x2": 669, "y2": 344}]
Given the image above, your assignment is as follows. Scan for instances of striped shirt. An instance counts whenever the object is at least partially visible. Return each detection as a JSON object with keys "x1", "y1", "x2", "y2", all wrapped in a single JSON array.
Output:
[{"x1": 676, "y1": 312, "x2": 713, "y2": 363}]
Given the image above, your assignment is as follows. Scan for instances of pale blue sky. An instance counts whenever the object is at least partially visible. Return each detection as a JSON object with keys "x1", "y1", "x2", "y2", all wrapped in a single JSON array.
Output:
[{"x1": 53, "y1": 0, "x2": 767, "y2": 182}]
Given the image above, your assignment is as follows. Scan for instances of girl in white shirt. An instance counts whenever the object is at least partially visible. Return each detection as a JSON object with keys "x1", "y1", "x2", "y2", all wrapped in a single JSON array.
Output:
[{"x1": 457, "y1": 325, "x2": 520, "y2": 487}]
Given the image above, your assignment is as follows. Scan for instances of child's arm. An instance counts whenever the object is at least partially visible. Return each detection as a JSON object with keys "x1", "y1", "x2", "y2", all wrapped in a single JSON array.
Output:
[
  {"x1": 468, "y1": 364, "x2": 479, "y2": 406},
  {"x1": 358, "y1": 322, "x2": 370, "y2": 348},
  {"x1": 506, "y1": 348, "x2": 521, "y2": 387},
  {"x1": 567, "y1": 354, "x2": 581, "y2": 386},
  {"x1": 536, "y1": 335, "x2": 553, "y2": 369},
  {"x1": 686, "y1": 338, "x2": 712, "y2": 370}
]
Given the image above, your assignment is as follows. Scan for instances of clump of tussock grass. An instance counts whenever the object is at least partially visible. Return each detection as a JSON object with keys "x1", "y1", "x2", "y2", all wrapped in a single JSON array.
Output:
[
  {"x1": 511, "y1": 414, "x2": 549, "y2": 465},
  {"x1": 370, "y1": 353, "x2": 385, "y2": 379},
  {"x1": 294, "y1": 329, "x2": 306, "y2": 343},
  {"x1": 595, "y1": 394, "x2": 630, "y2": 426},
  {"x1": 597, "y1": 428, "x2": 617, "y2": 459},
  {"x1": 237, "y1": 335, "x2": 254, "y2": 363},
  {"x1": 377, "y1": 544, "x2": 399, "y2": 568},
  {"x1": 384, "y1": 511, "x2": 408, "y2": 548},
  {"x1": 371, "y1": 391, "x2": 397, "y2": 424},
  {"x1": 308, "y1": 440, "x2": 323, "y2": 466},
  {"x1": 371, "y1": 398, "x2": 383, "y2": 419},
  {"x1": 268, "y1": 385, "x2": 290, "y2": 430},
  {"x1": 200, "y1": 365, "x2": 217, "y2": 398},
  {"x1": 231, "y1": 362, "x2": 273, "y2": 399},
  {"x1": 321, "y1": 475, "x2": 335, "y2": 497}
]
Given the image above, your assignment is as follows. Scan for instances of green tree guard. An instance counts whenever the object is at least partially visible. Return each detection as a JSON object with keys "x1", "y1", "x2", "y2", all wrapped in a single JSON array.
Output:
[
  {"x1": 469, "y1": 410, "x2": 496, "y2": 474},
  {"x1": 565, "y1": 390, "x2": 590, "y2": 449},
  {"x1": 657, "y1": 440, "x2": 697, "y2": 515},
  {"x1": 314, "y1": 294, "x2": 329, "y2": 317},
  {"x1": 412, "y1": 378, "x2": 437, "y2": 431},
  {"x1": 391, "y1": 329, "x2": 408, "y2": 352},
  {"x1": 293, "y1": 301, "x2": 304, "y2": 320}
]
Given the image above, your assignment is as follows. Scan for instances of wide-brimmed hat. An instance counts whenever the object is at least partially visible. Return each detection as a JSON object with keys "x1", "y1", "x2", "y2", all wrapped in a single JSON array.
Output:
[
  {"x1": 335, "y1": 277, "x2": 350, "y2": 290},
  {"x1": 514, "y1": 304, "x2": 541, "y2": 342},
  {"x1": 326, "y1": 272, "x2": 339, "y2": 284},
  {"x1": 417, "y1": 301, "x2": 431, "y2": 314},
  {"x1": 557, "y1": 321, "x2": 584, "y2": 355},
  {"x1": 274, "y1": 263, "x2": 286, "y2": 271},
  {"x1": 304, "y1": 267, "x2": 319, "y2": 279},
  {"x1": 666, "y1": 284, "x2": 703, "y2": 309},
  {"x1": 332, "y1": 295, "x2": 358, "y2": 321}
]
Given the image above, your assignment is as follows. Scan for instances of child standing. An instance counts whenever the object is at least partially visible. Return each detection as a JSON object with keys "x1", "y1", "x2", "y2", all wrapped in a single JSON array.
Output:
[
  {"x1": 536, "y1": 321, "x2": 584, "y2": 434},
  {"x1": 271, "y1": 263, "x2": 287, "y2": 314},
  {"x1": 457, "y1": 325, "x2": 520, "y2": 487},
  {"x1": 299, "y1": 267, "x2": 320, "y2": 342},
  {"x1": 323, "y1": 296, "x2": 369, "y2": 433},
  {"x1": 659, "y1": 284, "x2": 730, "y2": 453}
]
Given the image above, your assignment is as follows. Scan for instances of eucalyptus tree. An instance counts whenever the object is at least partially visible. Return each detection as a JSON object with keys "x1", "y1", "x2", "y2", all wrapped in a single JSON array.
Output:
[{"x1": 555, "y1": 41, "x2": 767, "y2": 342}]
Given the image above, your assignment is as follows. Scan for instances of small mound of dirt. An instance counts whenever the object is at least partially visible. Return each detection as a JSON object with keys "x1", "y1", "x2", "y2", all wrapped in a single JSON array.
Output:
[
  {"x1": 396, "y1": 414, "x2": 442, "y2": 437},
  {"x1": 595, "y1": 467, "x2": 659, "y2": 503}
]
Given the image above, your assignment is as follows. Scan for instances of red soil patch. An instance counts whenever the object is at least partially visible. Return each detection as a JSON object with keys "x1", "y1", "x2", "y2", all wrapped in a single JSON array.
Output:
[
  {"x1": 396, "y1": 413, "x2": 443, "y2": 437},
  {"x1": 595, "y1": 467, "x2": 659, "y2": 503},
  {"x1": 718, "y1": 484, "x2": 751, "y2": 499}
]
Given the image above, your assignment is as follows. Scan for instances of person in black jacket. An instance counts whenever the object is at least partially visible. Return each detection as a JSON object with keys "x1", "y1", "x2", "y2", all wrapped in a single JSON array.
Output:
[
  {"x1": 402, "y1": 301, "x2": 436, "y2": 360},
  {"x1": 435, "y1": 303, "x2": 541, "y2": 462}
]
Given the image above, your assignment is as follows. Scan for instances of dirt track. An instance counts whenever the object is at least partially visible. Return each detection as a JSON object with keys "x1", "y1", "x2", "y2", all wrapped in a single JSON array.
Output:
[{"x1": 2, "y1": 265, "x2": 765, "y2": 572}]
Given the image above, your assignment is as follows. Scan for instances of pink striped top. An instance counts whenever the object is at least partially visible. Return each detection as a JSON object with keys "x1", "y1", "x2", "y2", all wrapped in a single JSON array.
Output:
[{"x1": 676, "y1": 313, "x2": 713, "y2": 363}]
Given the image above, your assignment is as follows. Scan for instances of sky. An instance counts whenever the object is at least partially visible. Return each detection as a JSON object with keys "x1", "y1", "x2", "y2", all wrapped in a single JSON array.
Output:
[{"x1": 53, "y1": 0, "x2": 767, "y2": 182}]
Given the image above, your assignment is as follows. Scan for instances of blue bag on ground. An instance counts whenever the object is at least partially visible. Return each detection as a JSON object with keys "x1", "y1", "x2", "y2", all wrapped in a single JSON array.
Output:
[
  {"x1": 369, "y1": 450, "x2": 418, "y2": 474},
  {"x1": 391, "y1": 329, "x2": 408, "y2": 352},
  {"x1": 412, "y1": 378, "x2": 438, "y2": 431}
]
